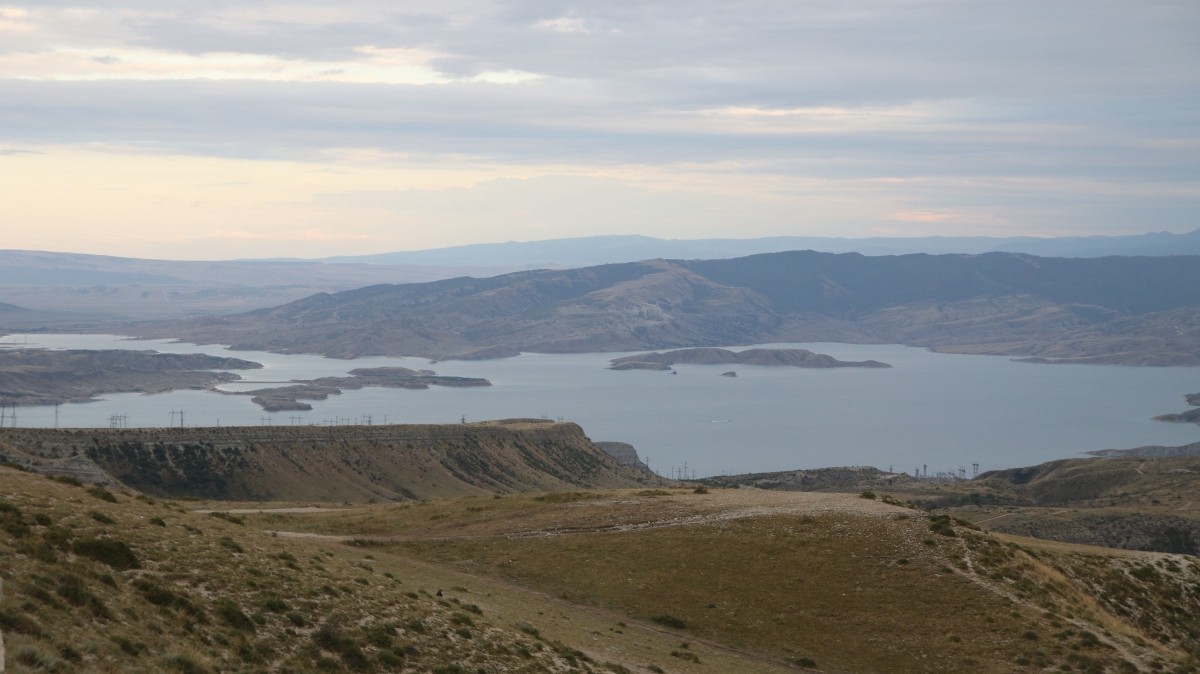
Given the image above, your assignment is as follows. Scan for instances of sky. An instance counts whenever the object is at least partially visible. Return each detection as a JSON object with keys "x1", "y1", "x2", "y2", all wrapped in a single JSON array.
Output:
[{"x1": 0, "y1": 1, "x2": 1197, "y2": 260}]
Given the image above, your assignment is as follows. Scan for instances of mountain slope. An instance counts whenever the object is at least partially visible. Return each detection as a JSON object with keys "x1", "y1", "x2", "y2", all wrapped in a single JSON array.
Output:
[{"x1": 134, "y1": 251, "x2": 1200, "y2": 364}]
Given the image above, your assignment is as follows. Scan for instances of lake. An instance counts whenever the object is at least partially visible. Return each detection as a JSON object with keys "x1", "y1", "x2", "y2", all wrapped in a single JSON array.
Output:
[{"x1": 1, "y1": 333, "x2": 1197, "y2": 477}]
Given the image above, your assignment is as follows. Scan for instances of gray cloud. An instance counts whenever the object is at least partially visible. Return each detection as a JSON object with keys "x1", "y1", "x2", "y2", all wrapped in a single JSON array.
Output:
[{"x1": 1, "y1": 0, "x2": 1197, "y2": 239}]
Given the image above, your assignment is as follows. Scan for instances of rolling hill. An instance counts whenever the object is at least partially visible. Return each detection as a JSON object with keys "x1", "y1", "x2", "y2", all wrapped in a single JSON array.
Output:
[
  {"x1": 3, "y1": 467, "x2": 1198, "y2": 673},
  {"x1": 133, "y1": 250, "x2": 1200, "y2": 364}
]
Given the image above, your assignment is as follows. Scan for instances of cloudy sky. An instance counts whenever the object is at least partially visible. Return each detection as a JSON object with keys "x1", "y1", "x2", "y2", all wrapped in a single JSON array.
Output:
[{"x1": 1, "y1": 1, "x2": 1197, "y2": 259}]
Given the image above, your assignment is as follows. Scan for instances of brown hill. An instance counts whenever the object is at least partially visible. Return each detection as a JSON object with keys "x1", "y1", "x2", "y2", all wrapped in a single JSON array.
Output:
[
  {"x1": 131, "y1": 251, "x2": 1200, "y2": 364},
  {"x1": 0, "y1": 420, "x2": 657, "y2": 502}
]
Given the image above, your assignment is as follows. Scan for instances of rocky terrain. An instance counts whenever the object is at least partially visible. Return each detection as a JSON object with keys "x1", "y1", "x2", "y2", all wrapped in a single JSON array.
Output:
[
  {"x1": 0, "y1": 420, "x2": 657, "y2": 501},
  {"x1": 608, "y1": 347, "x2": 890, "y2": 370},
  {"x1": 129, "y1": 251, "x2": 1200, "y2": 364},
  {"x1": 0, "y1": 348, "x2": 261, "y2": 406}
]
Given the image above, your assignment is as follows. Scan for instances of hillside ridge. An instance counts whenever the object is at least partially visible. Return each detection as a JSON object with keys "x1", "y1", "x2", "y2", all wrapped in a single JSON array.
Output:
[
  {"x1": 0, "y1": 420, "x2": 657, "y2": 501},
  {"x1": 131, "y1": 250, "x2": 1200, "y2": 364}
]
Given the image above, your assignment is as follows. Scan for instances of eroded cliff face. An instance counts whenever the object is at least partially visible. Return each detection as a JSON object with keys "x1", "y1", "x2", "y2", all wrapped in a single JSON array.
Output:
[{"x1": 0, "y1": 420, "x2": 656, "y2": 501}]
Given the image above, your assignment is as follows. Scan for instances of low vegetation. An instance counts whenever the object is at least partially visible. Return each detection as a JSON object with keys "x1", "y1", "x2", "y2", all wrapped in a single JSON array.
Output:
[{"x1": 3, "y1": 462, "x2": 1198, "y2": 673}]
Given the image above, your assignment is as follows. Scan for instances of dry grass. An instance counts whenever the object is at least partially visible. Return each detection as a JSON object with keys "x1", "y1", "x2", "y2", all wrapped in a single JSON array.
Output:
[
  {"x1": 4, "y1": 467, "x2": 1198, "y2": 674},
  {"x1": 0, "y1": 467, "x2": 632, "y2": 673}
]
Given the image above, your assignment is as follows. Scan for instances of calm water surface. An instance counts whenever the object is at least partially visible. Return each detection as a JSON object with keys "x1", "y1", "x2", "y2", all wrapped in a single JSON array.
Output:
[{"x1": 2, "y1": 334, "x2": 1197, "y2": 476}]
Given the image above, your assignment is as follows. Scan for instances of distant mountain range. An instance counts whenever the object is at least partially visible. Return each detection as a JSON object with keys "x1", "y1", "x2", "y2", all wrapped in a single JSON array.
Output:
[
  {"x1": 321, "y1": 229, "x2": 1200, "y2": 268},
  {"x1": 4, "y1": 228, "x2": 1199, "y2": 329},
  {"x1": 134, "y1": 250, "x2": 1200, "y2": 365}
]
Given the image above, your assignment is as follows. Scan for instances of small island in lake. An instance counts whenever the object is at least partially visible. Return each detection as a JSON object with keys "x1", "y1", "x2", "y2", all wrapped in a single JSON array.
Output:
[
  {"x1": 608, "y1": 347, "x2": 891, "y2": 371},
  {"x1": 235, "y1": 367, "x2": 492, "y2": 412}
]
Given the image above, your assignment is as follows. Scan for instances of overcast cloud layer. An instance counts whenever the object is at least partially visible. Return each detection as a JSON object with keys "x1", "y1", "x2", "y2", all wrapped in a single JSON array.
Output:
[{"x1": 0, "y1": 1, "x2": 1197, "y2": 258}]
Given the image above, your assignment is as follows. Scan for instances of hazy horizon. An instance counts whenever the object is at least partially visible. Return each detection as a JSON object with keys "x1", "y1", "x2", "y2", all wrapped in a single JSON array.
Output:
[{"x1": 1, "y1": 2, "x2": 1197, "y2": 260}]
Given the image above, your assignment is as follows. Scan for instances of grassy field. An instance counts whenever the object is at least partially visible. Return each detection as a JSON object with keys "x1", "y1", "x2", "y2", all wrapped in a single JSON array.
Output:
[{"x1": 237, "y1": 488, "x2": 1199, "y2": 674}]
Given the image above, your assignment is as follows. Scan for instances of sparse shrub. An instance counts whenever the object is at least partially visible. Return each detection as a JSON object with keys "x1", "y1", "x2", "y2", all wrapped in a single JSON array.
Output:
[
  {"x1": 149, "y1": 516, "x2": 167, "y2": 527},
  {"x1": 213, "y1": 598, "x2": 256, "y2": 633},
  {"x1": 262, "y1": 596, "x2": 289, "y2": 612},
  {"x1": 651, "y1": 614, "x2": 687, "y2": 629},
  {"x1": 167, "y1": 653, "x2": 211, "y2": 674},
  {"x1": 791, "y1": 657, "x2": 818, "y2": 668},
  {"x1": 860, "y1": 490, "x2": 877, "y2": 500},
  {"x1": 0, "y1": 606, "x2": 46, "y2": 636},
  {"x1": 218, "y1": 536, "x2": 245, "y2": 553},
  {"x1": 286, "y1": 612, "x2": 307, "y2": 627},
  {"x1": 14, "y1": 645, "x2": 63, "y2": 670},
  {"x1": 929, "y1": 514, "x2": 956, "y2": 537},
  {"x1": 33, "y1": 512, "x2": 52, "y2": 526},
  {"x1": 367, "y1": 622, "x2": 396, "y2": 648},
  {"x1": 0, "y1": 501, "x2": 30, "y2": 538},
  {"x1": 692, "y1": 485, "x2": 709, "y2": 494},
  {"x1": 89, "y1": 510, "x2": 116, "y2": 524},
  {"x1": 88, "y1": 486, "x2": 118, "y2": 502},
  {"x1": 56, "y1": 573, "x2": 112, "y2": 619},
  {"x1": 54, "y1": 475, "x2": 83, "y2": 487},
  {"x1": 114, "y1": 634, "x2": 145, "y2": 656},
  {"x1": 208, "y1": 511, "x2": 245, "y2": 526},
  {"x1": 671, "y1": 650, "x2": 701, "y2": 662},
  {"x1": 73, "y1": 537, "x2": 140, "y2": 569}
]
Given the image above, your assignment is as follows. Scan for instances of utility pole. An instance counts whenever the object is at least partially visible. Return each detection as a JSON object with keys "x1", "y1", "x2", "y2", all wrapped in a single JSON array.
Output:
[{"x1": 54, "y1": 403, "x2": 61, "y2": 429}]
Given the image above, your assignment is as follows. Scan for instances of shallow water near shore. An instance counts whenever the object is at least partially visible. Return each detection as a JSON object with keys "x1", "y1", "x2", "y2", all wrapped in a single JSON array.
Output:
[{"x1": 2, "y1": 333, "x2": 1197, "y2": 477}]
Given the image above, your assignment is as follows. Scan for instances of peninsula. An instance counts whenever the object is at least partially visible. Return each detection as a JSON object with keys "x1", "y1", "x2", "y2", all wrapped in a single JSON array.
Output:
[{"x1": 0, "y1": 348, "x2": 261, "y2": 406}]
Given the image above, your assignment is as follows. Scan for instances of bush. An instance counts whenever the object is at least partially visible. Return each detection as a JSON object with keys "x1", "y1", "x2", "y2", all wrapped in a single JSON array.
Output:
[
  {"x1": 0, "y1": 606, "x2": 46, "y2": 637},
  {"x1": 208, "y1": 511, "x2": 245, "y2": 526},
  {"x1": 90, "y1": 510, "x2": 116, "y2": 524},
  {"x1": 928, "y1": 514, "x2": 957, "y2": 537},
  {"x1": 73, "y1": 537, "x2": 140, "y2": 569},
  {"x1": 651, "y1": 614, "x2": 687, "y2": 629},
  {"x1": 213, "y1": 598, "x2": 256, "y2": 633},
  {"x1": 167, "y1": 654, "x2": 212, "y2": 674},
  {"x1": 218, "y1": 536, "x2": 245, "y2": 553},
  {"x1": 87, "y1": 486, "x2": 118, "y2": 503}
]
